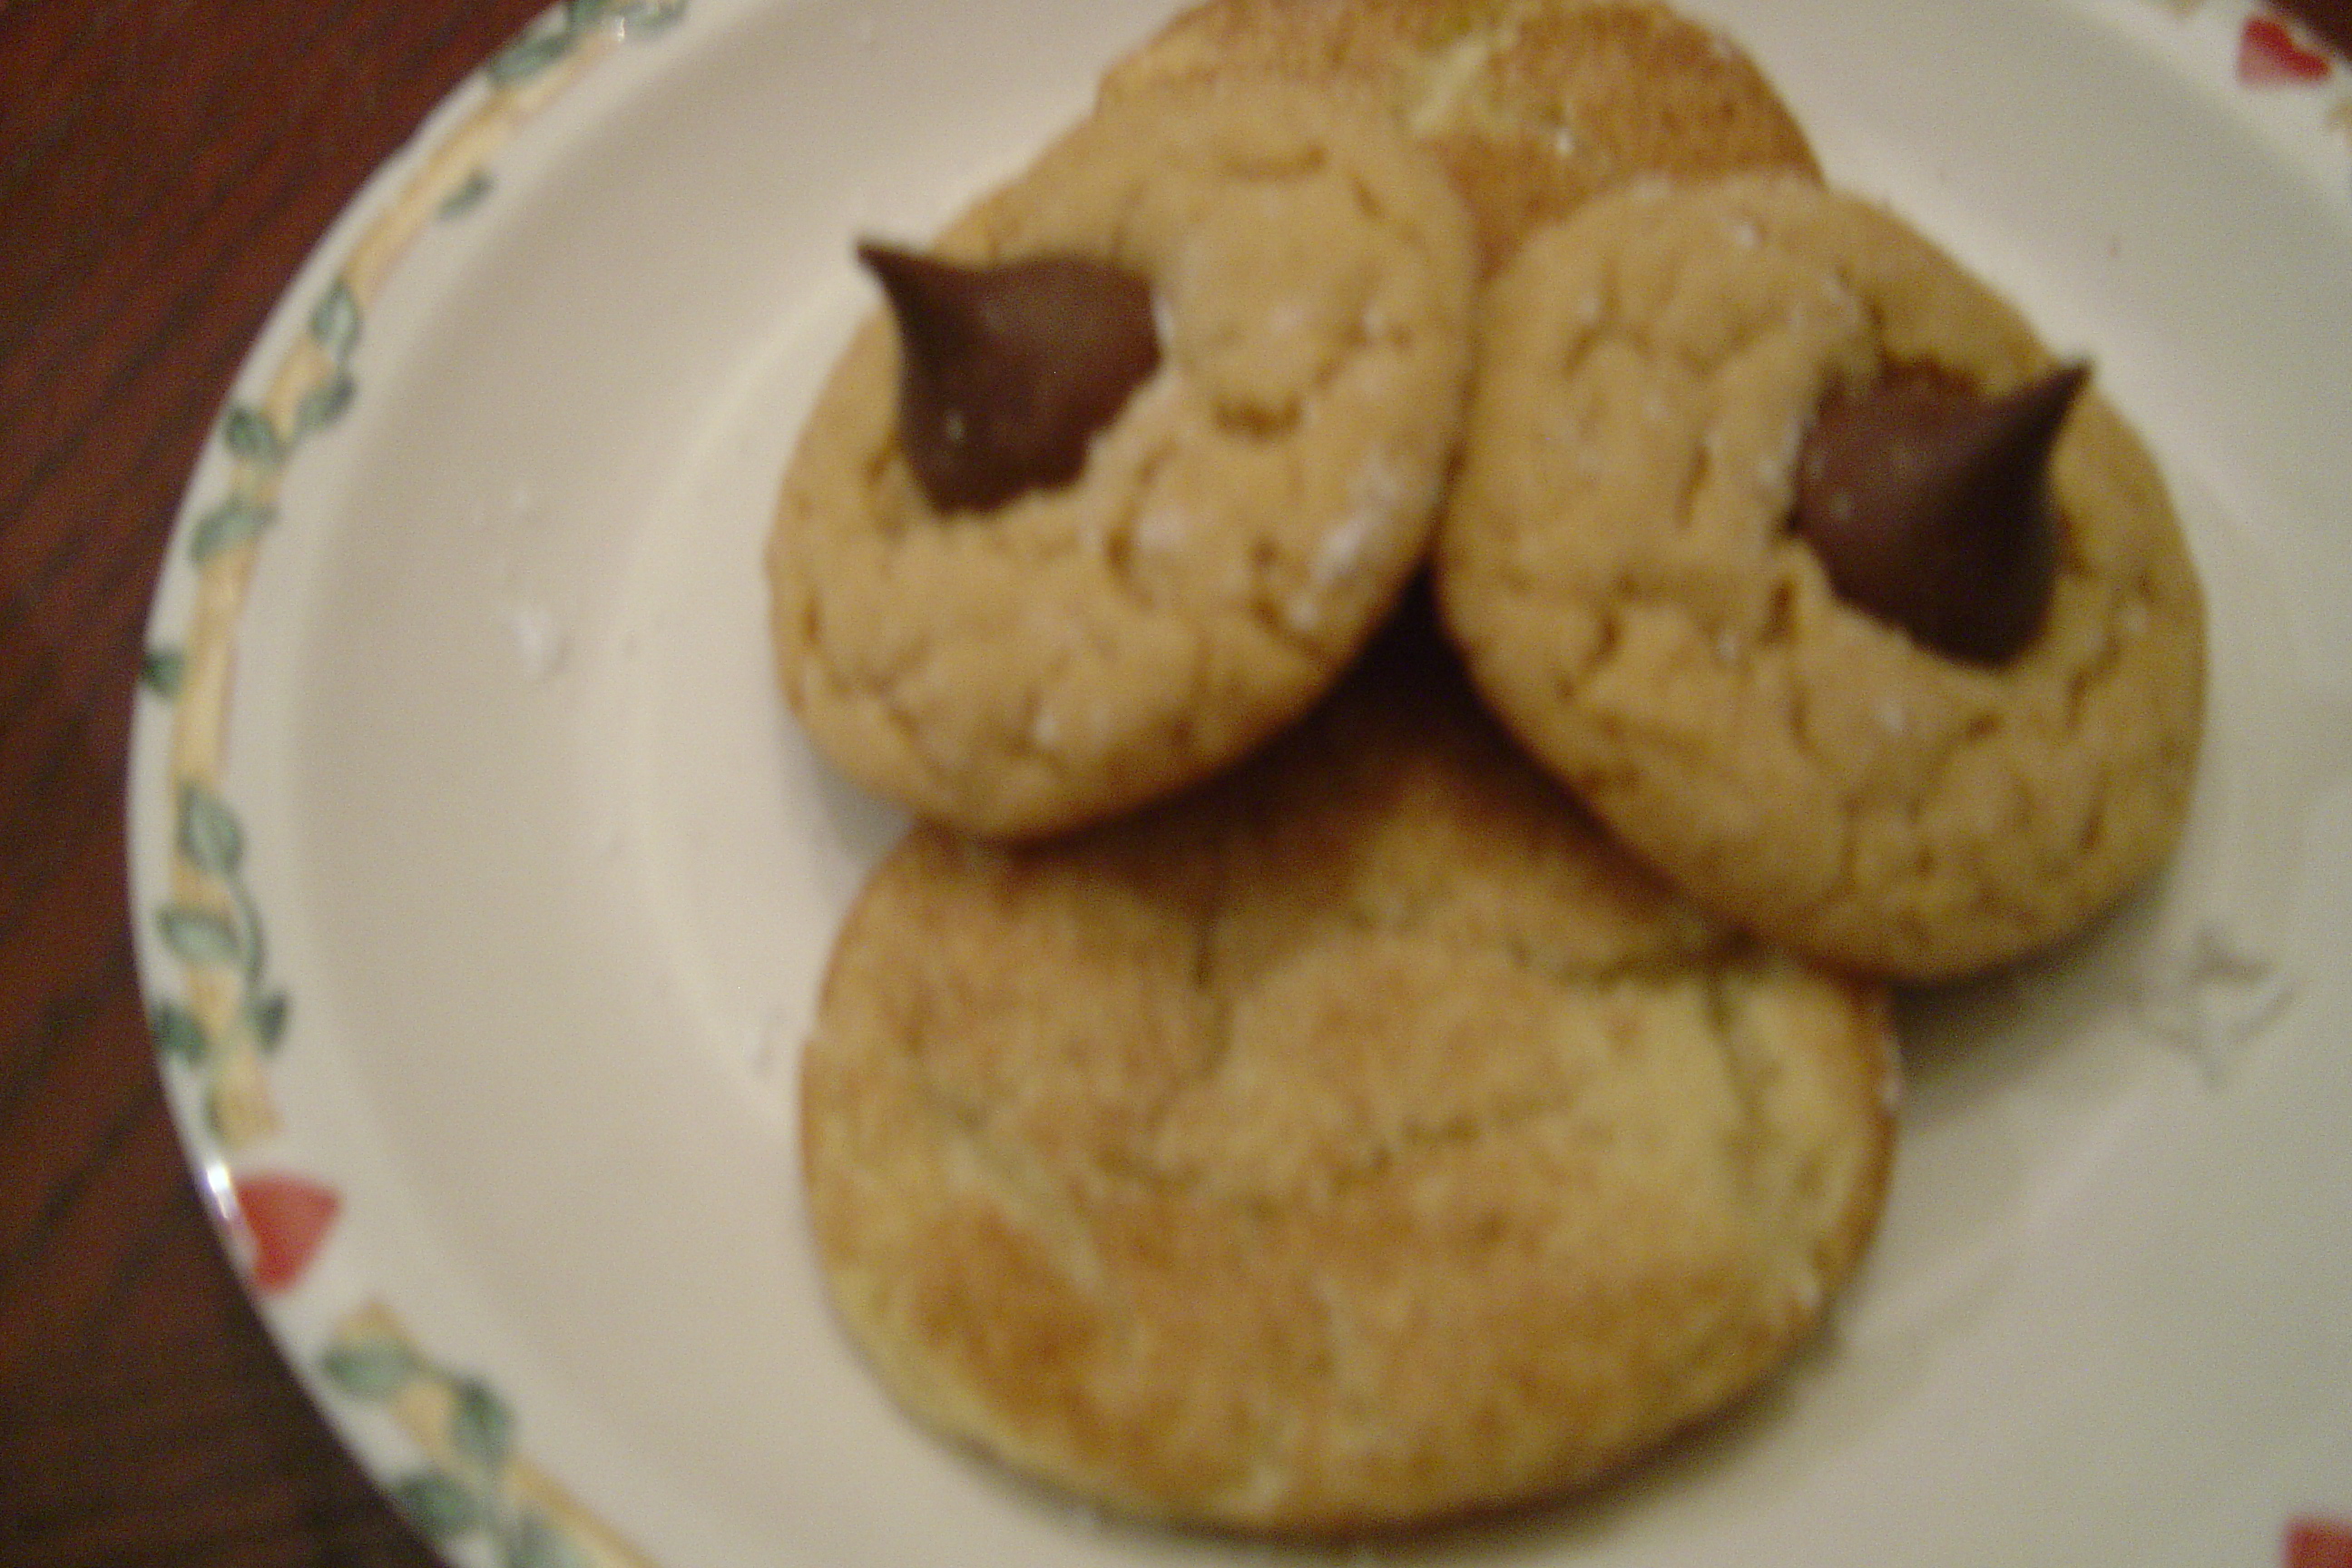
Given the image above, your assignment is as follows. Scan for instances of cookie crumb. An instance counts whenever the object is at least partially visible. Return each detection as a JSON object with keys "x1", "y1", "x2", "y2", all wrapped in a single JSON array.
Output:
[
  {"x1": 497, "y1": 599, "x2": 566, "y2": 681},
  {"x1": 1132, "y1": 502, "x2": 1192, "y2": 557},
  {"x1": 1786, "y1": 1265, "x2": 1824, "y2": 1318},
  {"x1": 2133, "y1": 919, "x2": 2295, "y2": 1080}
]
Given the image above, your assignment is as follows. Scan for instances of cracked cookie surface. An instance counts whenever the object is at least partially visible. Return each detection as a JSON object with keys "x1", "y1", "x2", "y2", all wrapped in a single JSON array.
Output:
[
  {"x1": 1436, "y1": 175, "x2": 2206, "y2": 980},
  {"x1": 1099, "y1": 0, "x2": 1820, "y2": 272},
  {"x1": 768, "y1": 81, "x2": 1475, "y2": 838},
  {"x1": 799, "y1": 621, "x2": 1897, "y2": 1533}
]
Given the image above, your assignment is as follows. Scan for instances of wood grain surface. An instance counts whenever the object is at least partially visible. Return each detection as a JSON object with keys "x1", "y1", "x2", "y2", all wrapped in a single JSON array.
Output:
[{"x1": 1, "y1": 1, "x2": 2346, "y2": 1565}]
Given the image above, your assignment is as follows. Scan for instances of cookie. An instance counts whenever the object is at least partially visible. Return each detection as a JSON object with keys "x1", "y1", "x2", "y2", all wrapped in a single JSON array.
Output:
[
  {"x1": 1436, "y1": 174, "x2": 2206, "y2": 981},
  {"x1": 1100, "y1": 0, "x2": 1819, "y2": 271},
  {"x1": 769, "y1": 81, "x2": 1476, "y2": 838},
  {"x1": 799, "y1": 618, "x2": 1898, "y2": 1533}
]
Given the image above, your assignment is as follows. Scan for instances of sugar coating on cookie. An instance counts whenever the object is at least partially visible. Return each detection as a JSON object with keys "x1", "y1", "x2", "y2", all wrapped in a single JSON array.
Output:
[
  {"x1": 1100, "y1": 0, "x2": 1819, "y2": 270},
  {"x1": 1436, "y1": 174, "x2": 2206, "y2": 981},
  {"x1": 769, "y1": 82, "x2": 1476, "y2": 838},
  {"x1": 800, "y1": 627, "x2": 1897, "y2": 1533}
]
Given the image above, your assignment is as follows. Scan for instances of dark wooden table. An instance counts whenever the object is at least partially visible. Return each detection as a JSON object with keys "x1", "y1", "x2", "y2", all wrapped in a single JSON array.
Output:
[{"x1": 5, "y1": 1, "x2": 2348, "y2": 1565}]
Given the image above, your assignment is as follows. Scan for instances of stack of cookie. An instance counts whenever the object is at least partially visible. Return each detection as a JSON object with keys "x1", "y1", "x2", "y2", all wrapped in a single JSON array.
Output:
[{"x1": 768, "y1": 0, "x2": 2204, "y2": 1535}]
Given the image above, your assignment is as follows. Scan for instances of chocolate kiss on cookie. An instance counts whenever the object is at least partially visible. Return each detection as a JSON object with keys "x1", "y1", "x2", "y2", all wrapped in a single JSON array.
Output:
[
  {"x1": 1793, "y1": 361, "x2": 2087, "y2": 664},
  {"x1": 858, "y1": 242, "x2": 1161, "y2": 512}
]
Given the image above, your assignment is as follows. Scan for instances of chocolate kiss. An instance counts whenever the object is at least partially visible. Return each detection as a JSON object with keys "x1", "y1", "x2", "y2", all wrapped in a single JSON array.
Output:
[
  {"x1": 1792, "y1": 360, "x2": 2088, "y2": 664},
  {"x1": 858, "y1": 241, "x2": 1161, "y2": 514}
]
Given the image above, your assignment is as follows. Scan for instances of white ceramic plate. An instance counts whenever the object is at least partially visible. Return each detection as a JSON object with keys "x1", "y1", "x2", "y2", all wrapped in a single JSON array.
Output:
[{"x1": 129, "y1": 1, "x2": 2352, "y2": 1564}]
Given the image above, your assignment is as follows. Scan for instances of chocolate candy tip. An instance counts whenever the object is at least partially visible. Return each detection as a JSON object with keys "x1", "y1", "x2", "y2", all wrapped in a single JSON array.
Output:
[
  {"x1": 858, "y1": 240, "x2": 1161, "y2": 514},
  {"x1": 1793, "y1": 359, "x2": 2089, "y2": 665}
]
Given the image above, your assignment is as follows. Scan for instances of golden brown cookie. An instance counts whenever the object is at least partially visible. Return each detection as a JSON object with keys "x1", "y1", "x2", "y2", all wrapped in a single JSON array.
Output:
[
  {"x1": 1100, "y1": 0, "x2": 1820, "y2": 270},
  {"x1": 1436, "y1": 175, "x2": 2206, "y2": 981},
  {"x1": 769, "y1": 81, "x2": 1475, "y2": 838},
  {"x1": 799, "y1": 618, "x2": 1898, "y2": 1533}
]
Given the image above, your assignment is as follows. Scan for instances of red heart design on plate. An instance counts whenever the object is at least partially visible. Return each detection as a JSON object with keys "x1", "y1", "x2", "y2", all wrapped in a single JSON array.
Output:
[
  {"x1": 2240, "y1": 14, "x2": 2334, "y2": 83},
  {"x1": 2288, "y1": 1517, "x2": 2352, "y2": 1568},
  {"x1": 230, "y1": 1170, "x2": 341, "y2": 1293}
]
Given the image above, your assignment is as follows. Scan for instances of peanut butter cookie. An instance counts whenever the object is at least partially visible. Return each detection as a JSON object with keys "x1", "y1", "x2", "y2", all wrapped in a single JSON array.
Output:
[
  {"x1": 769, "y1": 82, "x2": 1476, "y2": 838},
  {"x1": 1436, "y1": 174, "x2": 2206, "y2": 980}
]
